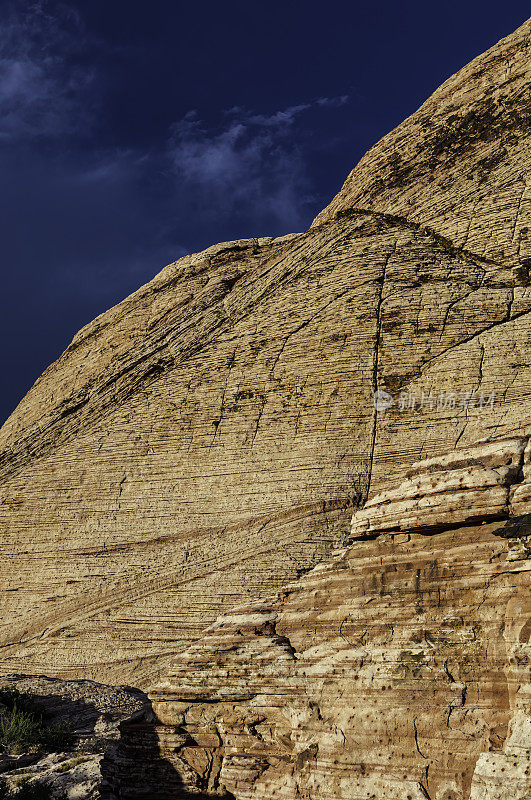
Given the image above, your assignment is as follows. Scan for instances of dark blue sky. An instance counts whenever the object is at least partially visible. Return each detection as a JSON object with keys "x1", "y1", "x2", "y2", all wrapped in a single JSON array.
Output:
[{"x1": 1, "y1": 1, "x2": 529, "y2": 426}]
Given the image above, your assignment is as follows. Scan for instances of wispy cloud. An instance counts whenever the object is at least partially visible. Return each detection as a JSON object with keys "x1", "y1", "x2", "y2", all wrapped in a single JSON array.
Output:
[
  {"x1": 0, "y1": 1, "x2": 96, "y2": 140},
  {"x1": 168, "y1": 96, "x2": 348, "y2": 230},
  {"x1": 0, "y1": 3, "x2": 351, "y2": 251},
  {"x1": 0, "y1": 1, "x2": 350, "y2": 237}
]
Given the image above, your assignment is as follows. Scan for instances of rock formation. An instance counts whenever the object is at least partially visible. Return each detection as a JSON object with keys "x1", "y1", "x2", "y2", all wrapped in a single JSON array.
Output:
[
  {"x1": 0, "y1": 675, "x2": 148, "y2": 799},
  {"x1": 102, "y1": 437, "x2": 530, "y2": 800},
  {"x1": 0, "y1": 18, "x2": 530, "y2": 686}
]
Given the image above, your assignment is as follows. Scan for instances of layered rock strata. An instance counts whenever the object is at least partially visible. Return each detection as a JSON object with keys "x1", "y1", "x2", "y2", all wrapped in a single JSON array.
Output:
[
  {"x1": 0, "y1": 21, "x2": 530, "y2": 683},
  {"x1": 349, "y1": 436, "x2": 527, "y2": 538},
  {"x1": 103, "y1": 437, "x2": 530, "y2": 800}
]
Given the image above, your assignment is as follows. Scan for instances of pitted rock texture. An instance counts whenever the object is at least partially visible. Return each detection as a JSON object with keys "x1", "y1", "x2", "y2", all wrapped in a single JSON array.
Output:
[
  {"x1": 349, "y1": 436, "x2": 527, "y2": 539},
  {"x1": 102, "y1": 438, "x2": 530, "y2": 800},
  {"x1": 1, "y1": 21, "x2": 531, "y2": 683}
]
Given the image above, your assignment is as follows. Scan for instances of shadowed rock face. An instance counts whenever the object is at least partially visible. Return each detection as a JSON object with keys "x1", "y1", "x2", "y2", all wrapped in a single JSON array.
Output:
[
  {"x1": 102, "y1": 438, "x2": 530, "y2": 800},
  {"x1": 0, "y1": 675, "x2": 148, "y2": 799},
  {"x1": 0, "y1": 20, "x2": 530, "y2": 686}
]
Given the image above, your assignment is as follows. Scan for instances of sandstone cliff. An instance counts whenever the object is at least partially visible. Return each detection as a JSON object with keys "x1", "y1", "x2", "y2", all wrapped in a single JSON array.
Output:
[
  {"x1": 102, "y1": 437, "x2": 530, "y2": 800},
  {"x1": 0, "y1": 18, "x2": 530, "y2": 694}
]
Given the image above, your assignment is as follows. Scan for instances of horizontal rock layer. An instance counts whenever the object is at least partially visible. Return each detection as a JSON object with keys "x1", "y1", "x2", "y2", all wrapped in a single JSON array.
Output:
[
  {"x1": 102, "y1": 436, "x2": 531, "y2": 800},
  {"x1": 349, "y1": 436, "x2": 528, "y2": 539}
]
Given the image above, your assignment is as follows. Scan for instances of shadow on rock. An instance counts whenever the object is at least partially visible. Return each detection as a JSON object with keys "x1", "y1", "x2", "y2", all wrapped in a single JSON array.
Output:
[{"x1": 101, "y1": 708, "x2": 236, "y2": 800}]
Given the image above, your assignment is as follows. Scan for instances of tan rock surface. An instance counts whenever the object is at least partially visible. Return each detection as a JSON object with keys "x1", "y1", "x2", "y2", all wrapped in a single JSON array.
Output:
[
  {"x1": 0, "y1": 21, "x2": 530, "y2": 686},
  {"x1": 349, "y1": 436, "x2": 527, "y2": 539},
  {"x1": 102, "y1": 438, "x2": 530, "y2": 800}
]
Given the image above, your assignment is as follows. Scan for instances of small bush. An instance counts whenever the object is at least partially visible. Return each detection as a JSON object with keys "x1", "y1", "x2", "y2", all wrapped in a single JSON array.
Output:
[
  {"x1": 0, "y1": 707, "x2": 42, "y2": 754},
  {"x1": 0, "y1": 704, "x2": 72, "y2": 755}
]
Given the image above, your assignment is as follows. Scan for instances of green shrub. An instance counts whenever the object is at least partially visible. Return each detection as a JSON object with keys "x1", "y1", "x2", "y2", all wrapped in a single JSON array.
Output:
[
  {"x1": 0, "y1": 706, "x2": 42, "y2": 754},
  {"x1": 0, "y1": 704, "x2": 73, "y2": 755}
]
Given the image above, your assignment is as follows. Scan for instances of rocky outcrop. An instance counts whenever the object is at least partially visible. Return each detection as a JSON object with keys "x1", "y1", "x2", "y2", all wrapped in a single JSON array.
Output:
[
  {"x1": 102, "y1": 437, "x2": 530, "y2": 800},
  {"x1": 0, "y1": 20, "x2": 530, "y2": 684},
  {"x1": 0, "y1": 676, "x2": 148, "y2": 799},
  {"x1": 349, "y1": 436, "x2": 527, "y2": 539}
]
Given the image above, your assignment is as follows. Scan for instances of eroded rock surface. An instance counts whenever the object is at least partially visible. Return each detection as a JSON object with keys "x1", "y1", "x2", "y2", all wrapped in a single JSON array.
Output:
[
  {"x1": 0, "y1": 20, "x2": 530, "y2": 684},
  {"x1": 349, "y1": 436, "x2": 527, "y2": 539},
  {"x1": 102, "y1": 437, "x2": 530, "y2": 800}
]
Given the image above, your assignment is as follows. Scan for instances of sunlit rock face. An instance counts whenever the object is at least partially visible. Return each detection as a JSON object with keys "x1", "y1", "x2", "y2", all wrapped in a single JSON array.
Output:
[
  {"x1": 0, "y1": 17, "x2": 530, "y2": 696},
  {"x1": 312, "y1": 18, "x2": 531, "y2": 271},
  {"x1": 101, "y1": 437, "x2": 530, "y2": 800}
]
